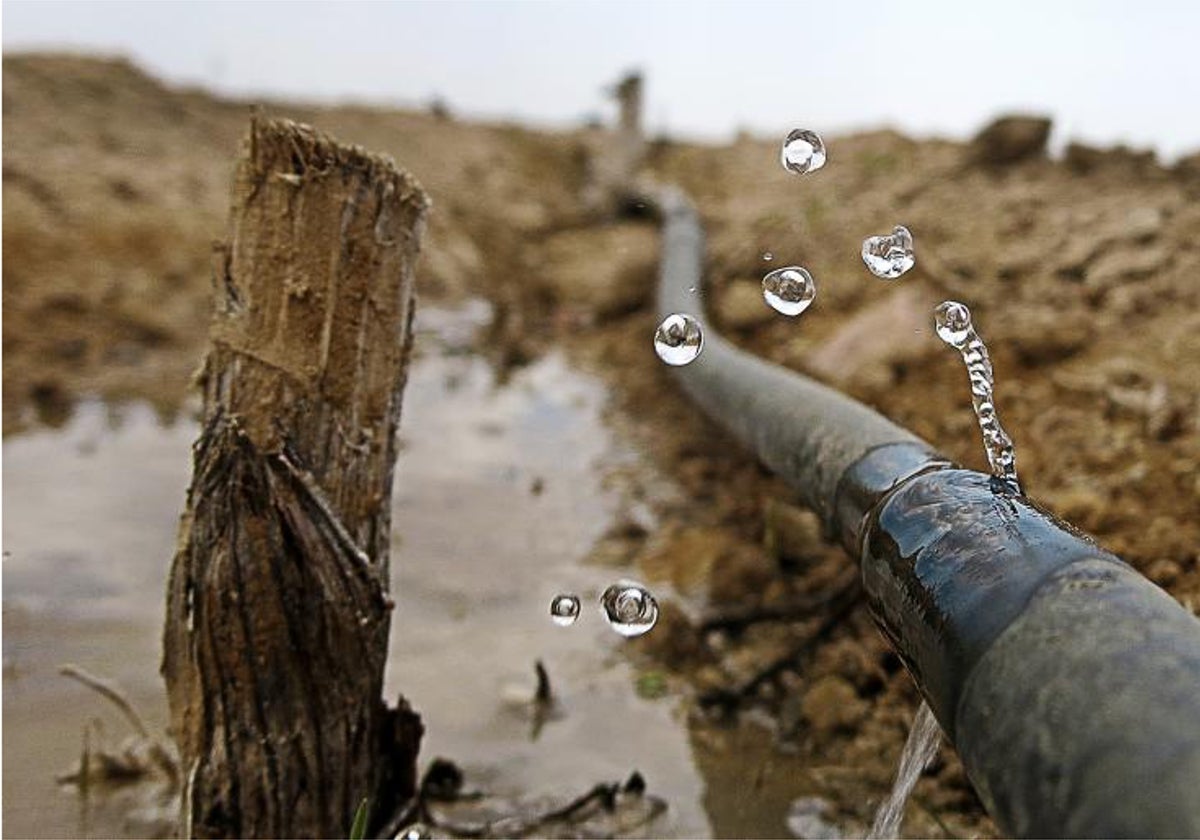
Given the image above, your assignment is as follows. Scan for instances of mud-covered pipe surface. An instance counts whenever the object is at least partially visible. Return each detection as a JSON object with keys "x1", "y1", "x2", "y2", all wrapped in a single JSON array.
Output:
[{"x1": 655, "y1": 190, "x2": 1200, "y2": 837}]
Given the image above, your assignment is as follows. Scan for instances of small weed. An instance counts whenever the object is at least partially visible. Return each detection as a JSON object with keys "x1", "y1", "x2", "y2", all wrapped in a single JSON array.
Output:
[
  {"x1": 349, "y1": 797, "x2": 370, "y2": 840},
  {"x1": 635, "y1": 670, "x2": 668, "y2": 699}
]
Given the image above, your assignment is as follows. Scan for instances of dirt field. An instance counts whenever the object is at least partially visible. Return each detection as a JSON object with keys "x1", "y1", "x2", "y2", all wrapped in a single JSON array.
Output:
[{"x1": 5, "y1": 54, "x2": 1199, "y2": 837}]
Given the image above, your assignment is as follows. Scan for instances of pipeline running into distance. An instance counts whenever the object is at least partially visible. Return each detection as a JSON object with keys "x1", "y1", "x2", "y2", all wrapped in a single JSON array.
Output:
[{"x1": 654, "y1": 188, "x2": 1200, "y2": 838}]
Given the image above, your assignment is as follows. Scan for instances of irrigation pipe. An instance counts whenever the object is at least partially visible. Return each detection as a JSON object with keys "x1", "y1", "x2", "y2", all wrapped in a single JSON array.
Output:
[{"x1": 654, "y1": 188, "x2": 1200, "y2": 838}]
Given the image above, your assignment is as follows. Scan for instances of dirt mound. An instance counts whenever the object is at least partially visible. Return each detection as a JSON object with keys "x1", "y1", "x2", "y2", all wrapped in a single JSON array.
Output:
[{"x1": 2, "y1": 53, "x2": 588, "y2": 432}]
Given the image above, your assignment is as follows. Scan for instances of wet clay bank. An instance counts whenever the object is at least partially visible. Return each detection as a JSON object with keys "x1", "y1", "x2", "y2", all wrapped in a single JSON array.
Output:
[{"x1": 4, "y1": 54, "x2": 1200, "y2": 837}]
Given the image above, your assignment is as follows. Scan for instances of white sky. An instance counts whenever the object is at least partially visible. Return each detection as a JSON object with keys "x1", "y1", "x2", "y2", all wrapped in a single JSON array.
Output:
[{"x1": 4, "y1": 0, "x2": 1199, "y2": 158}]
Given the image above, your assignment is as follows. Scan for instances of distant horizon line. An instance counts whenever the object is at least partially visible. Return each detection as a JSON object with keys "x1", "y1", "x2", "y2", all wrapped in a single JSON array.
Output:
[{"x1": 5, "y1": 46, "x2": 1195, "y2": 162}]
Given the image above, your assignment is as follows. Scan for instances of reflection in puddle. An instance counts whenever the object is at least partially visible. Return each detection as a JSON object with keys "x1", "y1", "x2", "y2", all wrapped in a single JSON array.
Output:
[
  {"x1": 3, "y1": 302, "x2": 714, "y2": 838},
  {"x1": 389, "y1": 306, "x2": 707, "y2": 835},
  {"x1": 3, "y1": 398, "x2": 191, "y2": 838}
]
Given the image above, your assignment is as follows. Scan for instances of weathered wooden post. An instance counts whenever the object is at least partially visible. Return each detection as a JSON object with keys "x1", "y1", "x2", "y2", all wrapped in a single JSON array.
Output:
[
  {"x1": 582, "y1": 70, "x2": 647, "y2": 217},
  {"x1": 614, "y1": 71, "x2": 643, "y2": 140},
  {"x1": 162, "y1": 117, "x2": 429, "y2": 838}
]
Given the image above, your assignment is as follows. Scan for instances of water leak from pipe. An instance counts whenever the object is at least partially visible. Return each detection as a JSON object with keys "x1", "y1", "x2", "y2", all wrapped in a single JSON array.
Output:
[
  {"x1": 934, "y1": 301, "x2": 1021, "y2": 491},
  {"x1": 865, "y1": 301, "x2": 1016, "y2": 837},
  {"x1": 867, "y1": 700, "x2": 942, "y2": 839}
]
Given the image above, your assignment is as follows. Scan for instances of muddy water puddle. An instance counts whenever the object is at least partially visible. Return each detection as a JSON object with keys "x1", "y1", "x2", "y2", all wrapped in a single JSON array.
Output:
[
  {"x1": 3, "y1": 301, "x2": 812, "y2": 839},
  {"x1": 4, "y1": 399, "x2": 195, "y2": 838},
  {"x1": 384, "y1": 303, "x2": 707, "y2": 836},
  {"x1": 2, "y1": 302, "x2": 835, "y2": 840}
]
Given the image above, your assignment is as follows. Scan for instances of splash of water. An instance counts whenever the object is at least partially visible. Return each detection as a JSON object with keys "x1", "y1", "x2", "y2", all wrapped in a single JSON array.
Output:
[
  {"x1": 867, "y1": 700, "x2": 942, "y2": 839},
  {"x1": 862, "y1": 225, "x2": 915, "y2": 280},
  {"x1": 600, "y1": 581, "x2": 659, "y2": 637},
  {"x1": 654, "y1": 313, "x2": 704, "y2": 366},
  {"x1": 762, "y1": 266, "x2": 817, "y2": 316},
  {"x1": 781, "y1": 129, "x2": 827, "y2": 175},
  {"x1": 934, "y1": 301, "x2": 1021, "y2": 491},
  {"x1": 549, "y1": 593, "x2": 581, "y2": 627}
]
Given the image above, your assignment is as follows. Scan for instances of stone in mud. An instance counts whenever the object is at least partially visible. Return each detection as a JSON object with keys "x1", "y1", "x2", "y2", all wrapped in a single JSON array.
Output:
[
  {"x1": 1055, "y1": 207, "x2": 1165, "y2": 280},
  {"x1": 719, "y1": 280, "x2": 775, "y2": 330},
  {"x1": 1145, "y1": 559, "x2": 1182, "y2": 588},
  {"x1": 29, "y1": 379, "x2": 73, "y2": 427},
  {"x1": 1174, "y1": 150, "x2": 1200, "y2": 182},
  {"x1": 637, "y1": 599, "x2": 714, "y2": 667},
  {"x1": 708, "y1": 544, "x2": 776, "y2": 605},
  {"x1": 538, "y1": 223, "x2": 658, "y2": 320},
  {"x1": 786, "y1": 796, "x2": 842, "y2": 840},
  {"x1": 801, "y1": 676, "x2": 868, "y2": 737},
  {"x1": 1116, "y1": 206, "x2": 1165, "y2": 242},
  {"x1": 1045, "y1": 486, "x2": 1112, "y2": 535},
  {"x1": 762, "y1": 499, "x2": 825, "y2": 572},
  {"x1": 1055, "y1": 235, "x2": 1105, "y2": 278},
  {"x1": 420, "y1": 221, "x2": 485, "y2": 297},
  {"x1": 1085, "y1": 245, "x2": 1169, "y2": 289},
  {"x1": 1066, "y1": 142, "x2": 1157, "y2": 175},
  {"x1": 970, "y1": 115, "x2": 1052, "y2": 166},
  {"x1": 640, "y1": 525, "x2": 731, "y2": 594},
  {"x1": 1064, "y1": 142, "x2": 1107, "y2": 174},
  {"x1": 807, "y1": 285, "x2": 935, "y2": 388},
  {"x1": 1005, "y1": 307, "x2": 1089, "y2": 367}
]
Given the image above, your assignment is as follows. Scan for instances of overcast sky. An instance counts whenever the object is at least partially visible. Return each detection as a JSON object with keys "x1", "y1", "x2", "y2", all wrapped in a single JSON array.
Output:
[{"x1": 5, "y1": 0, "x2": 1199, "y2": 158}]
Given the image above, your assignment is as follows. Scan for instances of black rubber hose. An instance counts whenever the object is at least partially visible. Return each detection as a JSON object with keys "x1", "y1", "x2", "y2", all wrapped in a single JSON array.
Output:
[{"x1": 655, "y1": 189, "x2": 1200, "y2": 837}]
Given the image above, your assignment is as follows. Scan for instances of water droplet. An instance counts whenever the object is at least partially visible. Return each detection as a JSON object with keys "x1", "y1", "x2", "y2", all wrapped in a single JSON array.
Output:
[
  {"x1": 762, "y1": 251, "x2": 774, "y2": 262},
  {"x1": 688, "y1": 285, "x2": 697, "y2": 294},
  {"x1": 762, "y1": 266, "x2": 816, "y2": 316},
  {"x1": 600, "y1": 581, "x2": 659, "y2": 638},
  {"x1": 549, "y1": 594, "x2": 580, "y2": 627},
  {"x1": 398, "y1": 824, "x2": 432, "y2": 840},
  {"x1": 862, "y1": 225, "x2": 915, "y2": 280},
  {"x1": 654, "y1": 313, "x2": 704, "y2": 366},
  {"x1": 781, "y1": 129, "x2": 827, "y2": 175},
  {"x1": 934, "y1": 300, "x2": 972, "y2": 346},
  {"x1": 934, "y1": 300, "x2": 1021, "y2": 490}
]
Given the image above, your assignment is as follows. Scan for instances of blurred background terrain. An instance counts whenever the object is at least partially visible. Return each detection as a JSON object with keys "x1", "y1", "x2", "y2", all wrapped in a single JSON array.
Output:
[{"x1": 3, "y1": 3, "x2": 1200, "y2": 838}]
